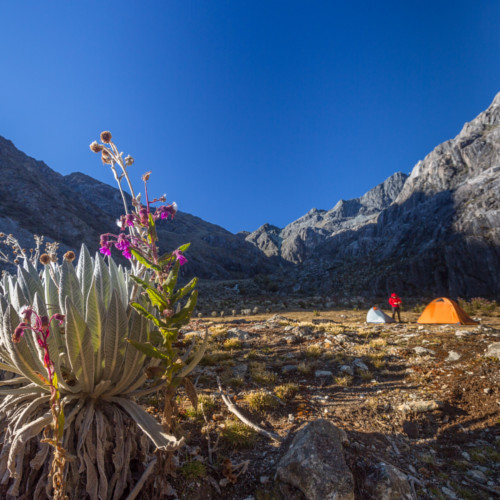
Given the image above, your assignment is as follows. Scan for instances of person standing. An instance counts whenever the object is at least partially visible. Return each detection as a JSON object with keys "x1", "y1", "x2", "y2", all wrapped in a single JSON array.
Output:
[{"x1": 389, "y1": 293, "x2": 402, "y2": 322}]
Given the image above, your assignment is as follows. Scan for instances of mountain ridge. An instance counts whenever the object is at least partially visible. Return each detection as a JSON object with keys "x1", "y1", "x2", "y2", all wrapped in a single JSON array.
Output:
[{"x1": 1, "y1": 93, "x2": 500, "y2": 298}]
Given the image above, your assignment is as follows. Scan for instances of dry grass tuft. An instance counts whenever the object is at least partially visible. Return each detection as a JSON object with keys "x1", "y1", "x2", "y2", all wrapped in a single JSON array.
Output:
[{"x1": 244, "y1": 390, "x2": 278, "y2": 411}]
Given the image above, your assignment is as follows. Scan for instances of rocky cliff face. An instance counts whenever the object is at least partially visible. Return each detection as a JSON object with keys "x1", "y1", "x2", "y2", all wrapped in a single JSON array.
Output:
[
  {"x1": 0, "y1": 139, "x2": 272, "y2": 280},
  {"x1": 288, "y1": 93, "x2": 500, "y2": 298},
  {"x1": 245, "y1": 171, "x2": 408, "y2": 264}
]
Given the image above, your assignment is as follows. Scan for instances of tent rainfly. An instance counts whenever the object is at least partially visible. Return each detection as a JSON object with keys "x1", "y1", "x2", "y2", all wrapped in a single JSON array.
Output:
[
  {"x1": 366, "y1": 306, "x2": 395, "y2": 323},
  {"x1": 417, "y1": 297, "x2": 478, "y2": 325}
]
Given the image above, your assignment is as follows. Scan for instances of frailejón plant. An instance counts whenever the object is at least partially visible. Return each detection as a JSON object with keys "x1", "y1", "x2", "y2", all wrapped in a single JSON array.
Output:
[{"x1": 0, "y1": 248, "x2": 201, "y2": 498}]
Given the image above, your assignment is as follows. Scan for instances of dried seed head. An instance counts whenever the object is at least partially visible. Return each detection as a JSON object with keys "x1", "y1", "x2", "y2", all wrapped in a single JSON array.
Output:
[
  {"x1": 125, "y1": 155, "x2": 134, "y2": 166},
  {"x1": 0, "y1": 233, "x2": 4, "y2": 238},
  {"x1": 63, "y1": 251, "x2": 76, "y2": 262},
  {"x1": 89, "y1": 141, "x2": 103, "y2": 153},
  {"x1": 39, "y1": 254, "x2": 51, "y2": 265},
  {"x1": 141, "y1": 171, "x2": 152, "y2": 182},
  {"x1": 100, "y1": 131, "x2": 112, "y2": 143},
  {"x1": 101, "y1": 149, "x2": 112, "y2": 164},
  {"x1": 50, "y1": 253, "x2": 58, "y2": 263},
  {"x1": 14, "y1": 259, "x2": 19, "y2": 265}
]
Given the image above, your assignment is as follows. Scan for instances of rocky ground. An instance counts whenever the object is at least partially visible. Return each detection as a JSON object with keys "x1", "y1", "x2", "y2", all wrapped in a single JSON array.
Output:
[{"x1": 141, "y1": 308, "x2": 500, "y2": 500}]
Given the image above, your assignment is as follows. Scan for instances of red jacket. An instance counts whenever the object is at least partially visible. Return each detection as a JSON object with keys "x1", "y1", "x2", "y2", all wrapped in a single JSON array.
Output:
[{"x1": 389, "y1": 294, "x2": 402, "y2": 307}]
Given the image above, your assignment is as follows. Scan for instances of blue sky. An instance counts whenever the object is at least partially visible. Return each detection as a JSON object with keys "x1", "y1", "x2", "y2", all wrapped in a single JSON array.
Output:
[{"x1": 1, "y1": 1, "x2": 499, "y2": 234}]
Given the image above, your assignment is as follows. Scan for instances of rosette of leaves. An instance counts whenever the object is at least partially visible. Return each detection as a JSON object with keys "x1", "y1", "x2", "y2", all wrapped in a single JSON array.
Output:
[{"x1": 0, "y1": 245, "x2": 202, "y2": 499}]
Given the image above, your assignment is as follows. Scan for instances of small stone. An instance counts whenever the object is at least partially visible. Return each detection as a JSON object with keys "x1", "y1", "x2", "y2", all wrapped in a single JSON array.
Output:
[
  {"x1": 315, "y1": 370, "x2": 333, "y2": 378},
  {"x1": 467, "y1": 469, "x2": 487, "y2": 483},
  {"x1": 461, "y1": 451, "x2": 470, "y2": 461},
  {"x1": 485, "y1": 342, "x2": 500, "y2": 359},
  {"x1": 282, "y1": 365, "x2": 298, "y2": 374},
  {"x1": 227, "y1": 328, "x2": 250, "y2": 340},
  {"x1": 259, "y1": 475, "x2": 269, "y2": 484},
  {"x1": 413, "y1": 346, "x2": 434, "y2": 356},
  {"x1": 445, "y1": 351, "x2": 461, "y2": 362},
  {"x1": 353, "y1": 359, "x2": 369, "y2": 371},
  {"x1": 441, "y1": 485, "x2": 458, "y2": 499},
  {"x1": 340, "y1": 365, "x2": 354, "y2": 376},
  {"x1": 484, "y1": 388, "x2": 492, "y2": 394}
]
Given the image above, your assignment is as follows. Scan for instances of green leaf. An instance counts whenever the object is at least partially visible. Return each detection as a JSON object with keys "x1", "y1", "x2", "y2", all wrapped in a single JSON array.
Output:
[
  {"x1": 170, "y1": 290, "x2": 198, "y2": 327},
  {"x1": 177, "y1": 243, "x2": 191, "y2": 253},
  {"x1": 130, "y1": 302, "x2": 162, "y2": 327},
  {"x1": 162, "y1": 261, "x2": 180, "y2": 294},
  {"x1": 130, "y1": 249, "x2": 162, "y2": 272},
  {"x1": 173, "y1": 277, "x2": 198, "y2": 303},
  {"x1": 127, "y1": 340, "x2": 167, "y2": 360},
  {"x1": 130, "y1": 274, "x2": 155, "y2": 291},
  {"x1": 148, "y1": 330, "x2": 164, "y2": 345},
  {"x1": 146, "y1": 288, "x2": 167, "y2": 310},
  {"x1": 147, "y1": 213, "x2": 158, "y2": 244}
]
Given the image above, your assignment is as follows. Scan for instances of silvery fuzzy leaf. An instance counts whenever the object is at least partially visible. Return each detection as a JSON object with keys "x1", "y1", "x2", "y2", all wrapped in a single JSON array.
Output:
[
  {"x1": 112, "y1": 397, "x2": 184, "y2": 451},
  {"x1": 76, "y1": 244, "x2": 94, "y2": 313},
  {"x1": 59, "y1": 260, "x2": 84, "y2": 317},
  {"x1": 94, "y1": 253, "x2": 111, "y2": 310},
  {"x1": 101, "y1": 290, "x2": 127, "y2": 383},
  {"x1": 65, "y1": 296, "x2": 95, "y2": 393}
]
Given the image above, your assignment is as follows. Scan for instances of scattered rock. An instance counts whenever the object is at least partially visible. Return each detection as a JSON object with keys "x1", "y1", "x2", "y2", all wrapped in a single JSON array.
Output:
[
  {"x1": 398, "y1": 400, "x2": 441, "y2": 413},
  {"x1": 467, "y1": 469, "x2": 487, "y2": 483},
  {"x1": 353, "y1": 359, "x2": 369, "y2": 371},
  {"x1": 363, "y1": 462, "x2": 413, "y2": 500},
  {"x1": 484, "y1": 342, "x2": 500, "y2": 359},
  {"x1": 315, "y1": 370, "x2": 333, "y2": 378},
  {"x1": 413, "y1": 346, "x2": 435, "y2": 356},
  {"x1": 441, "y1": 485, "x2": 458, "y2": 499},
  {"x1": 227, "y1": 328, "x2": 250, "y2": 340},
  {"x1": 340, "y1": 365, "x2": 354, "y2": 376},
  {"x1": 445, "y1": 351, "x2": 461, "y2": 362},
  {"x1": 282, "y1": 365, "x2": 298, "y2": 374},
  {"x1": 276, "y1": 419, "x2": 354, "y2": 500}
]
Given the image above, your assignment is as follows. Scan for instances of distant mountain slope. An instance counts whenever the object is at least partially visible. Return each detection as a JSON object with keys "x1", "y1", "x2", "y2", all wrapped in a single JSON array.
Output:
[{"x1": 0, "y1": 139, "x2": 273, "y2": 279}]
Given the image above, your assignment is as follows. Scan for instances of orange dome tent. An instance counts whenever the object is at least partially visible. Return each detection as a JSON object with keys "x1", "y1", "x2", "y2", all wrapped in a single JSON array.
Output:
[{"x1": 417, "y1": 297, "x2": 478, "y2": 325}]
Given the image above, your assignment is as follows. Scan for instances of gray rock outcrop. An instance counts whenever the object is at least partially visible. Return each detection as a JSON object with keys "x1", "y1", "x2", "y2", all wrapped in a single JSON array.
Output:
[{"x1": 276, "y1": 419, "x2": 354, "y2": 500}]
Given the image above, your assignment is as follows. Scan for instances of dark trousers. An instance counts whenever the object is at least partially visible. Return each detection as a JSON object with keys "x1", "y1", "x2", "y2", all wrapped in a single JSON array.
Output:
[{"x1": 392, "y1": 306, "x2": 401, "y2": 322}]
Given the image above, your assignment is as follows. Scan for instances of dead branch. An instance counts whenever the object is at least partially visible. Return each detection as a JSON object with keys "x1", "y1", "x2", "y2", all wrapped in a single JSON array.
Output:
[{"x1": 216, "y1": 376, "x2": 282, "y2": 443}]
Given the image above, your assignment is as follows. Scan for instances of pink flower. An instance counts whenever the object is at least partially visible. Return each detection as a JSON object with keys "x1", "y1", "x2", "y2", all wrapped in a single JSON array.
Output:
[
  {"x1": 173, "y1": 249, "x2": 187, "y2": 266},
  {"x1": 100, "y1": 235, "x2": 112, "y2": 256},
  {"x1": 100, "y1": 245, "x2": 112, "y2": 256},
  {"x1": 154, "y1": 203, "x2": 177, "y2": 221}
]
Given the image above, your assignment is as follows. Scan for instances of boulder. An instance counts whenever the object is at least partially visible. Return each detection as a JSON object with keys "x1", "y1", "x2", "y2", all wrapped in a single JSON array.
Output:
[{"x1": 276, "y1": 419, "x2": 354, "y2": 500}]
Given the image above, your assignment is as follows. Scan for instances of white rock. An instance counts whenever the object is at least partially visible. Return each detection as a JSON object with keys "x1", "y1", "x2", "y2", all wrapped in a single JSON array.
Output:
[
  {"x1": 445, "y1": 351, "x2": 461, "y2": 362},
  {"x1": 485, "y1": 342, "x2": 500, "y2": 359},
  {"x1": 353, "y1": 359, "x2": 369, "y2": 371}
]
